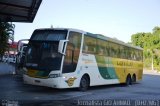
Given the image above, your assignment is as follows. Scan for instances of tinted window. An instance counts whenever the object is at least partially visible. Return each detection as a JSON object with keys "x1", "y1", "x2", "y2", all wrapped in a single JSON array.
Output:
[
  {"x1": 83, "y1": 35, "x2": 96, "y2": 54},
  {"x1": 62, "y1": 31, "x2": 82, "y2": 73},
  {"x1": 97, "y1": 39, "x2": 106, "y2": 55},
  {"x1": 31, "y1": 30, "x2": 67, "y2": 41},
  {"x1": 25, "y1": 41, "x2": 62, "y2": 71}
]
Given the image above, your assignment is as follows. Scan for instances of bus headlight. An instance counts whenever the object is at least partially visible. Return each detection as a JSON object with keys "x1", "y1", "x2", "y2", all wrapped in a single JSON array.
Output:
[{"x1": 49, "y1": 73, "x2": 61, "y2": 78}]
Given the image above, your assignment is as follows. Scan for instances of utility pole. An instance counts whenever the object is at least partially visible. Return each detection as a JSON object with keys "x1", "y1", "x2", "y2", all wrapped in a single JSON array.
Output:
[{"x1": 151, "y1": 53, "x2": 154, "y2": 71}]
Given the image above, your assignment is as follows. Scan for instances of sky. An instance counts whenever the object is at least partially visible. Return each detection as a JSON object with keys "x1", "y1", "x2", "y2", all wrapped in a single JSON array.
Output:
[{"x1": 14, "y1": 0, "x2": 160, "y2": 43}]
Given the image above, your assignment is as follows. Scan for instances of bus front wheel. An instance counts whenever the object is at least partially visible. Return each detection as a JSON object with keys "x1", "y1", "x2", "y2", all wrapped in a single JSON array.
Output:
[{"x1": 79, "y1": 75, "x2": 90, "y2": 91}]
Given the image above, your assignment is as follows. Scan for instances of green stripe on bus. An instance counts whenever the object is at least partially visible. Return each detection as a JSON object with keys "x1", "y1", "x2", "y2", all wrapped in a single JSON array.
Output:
[{"x1": 95, "y1": 56, "x2": 118, "y2": 79}]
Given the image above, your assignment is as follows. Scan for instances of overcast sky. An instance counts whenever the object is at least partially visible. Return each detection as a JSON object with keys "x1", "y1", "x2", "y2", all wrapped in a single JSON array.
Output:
[{"x1": 14, "y1": 0, "x2": 160, "y2": 43}]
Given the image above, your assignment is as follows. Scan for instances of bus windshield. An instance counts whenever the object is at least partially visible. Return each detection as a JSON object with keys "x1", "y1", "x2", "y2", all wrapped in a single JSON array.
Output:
[
  {"x1": 25, "y1": 41, "x2": 62, "y2": 71},
  {"x1": 25, "y1": 30, "x2": 68, "y2": 71}
]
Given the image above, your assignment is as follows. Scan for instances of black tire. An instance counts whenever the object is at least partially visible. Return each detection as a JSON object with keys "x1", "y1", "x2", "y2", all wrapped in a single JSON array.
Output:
[
  {"x1": 132, "y1": 74, "x2": 136, "y2": 83},
  {"x1": 126, "y1": 75, "x2": 132, "y2": 86},
  {"x1": 79, "y1": 75, "x2": 89, "y2": 91}
]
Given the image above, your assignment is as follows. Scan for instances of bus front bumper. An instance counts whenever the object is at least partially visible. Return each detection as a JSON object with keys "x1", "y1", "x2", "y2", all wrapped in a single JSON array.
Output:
[{"x1": 23, "y1": 74, "x2": 60, "y2": 88}]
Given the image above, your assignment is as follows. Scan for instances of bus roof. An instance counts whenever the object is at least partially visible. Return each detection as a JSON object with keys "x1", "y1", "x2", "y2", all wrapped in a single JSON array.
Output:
[
  {"x1": 34, "y1": 28, "x2": 143, "y2": 51},
  {"x1": 34, "y1": 28, "x2": 85, "y2": 33}
]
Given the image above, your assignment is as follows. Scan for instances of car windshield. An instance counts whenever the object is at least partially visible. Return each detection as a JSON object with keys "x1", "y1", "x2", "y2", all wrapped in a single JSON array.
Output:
[{"x1": 25, "y1": 41, "x2": 62, "y2": 71}]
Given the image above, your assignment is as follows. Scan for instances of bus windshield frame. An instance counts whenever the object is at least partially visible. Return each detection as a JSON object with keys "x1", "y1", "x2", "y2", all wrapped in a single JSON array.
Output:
[{"x1": 25, "y1": 29, "x2": 68, "y2": 72}]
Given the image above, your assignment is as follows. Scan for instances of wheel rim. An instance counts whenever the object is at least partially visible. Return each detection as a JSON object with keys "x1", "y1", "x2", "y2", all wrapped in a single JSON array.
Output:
[
  {"x1": 132, "y1": 75, "x2": 136, "y2": 83},
  {"x1": 126, "y1": 76, "x2": 131, "y2": 85},
  {"x1": 80, "y1": 77, "x2": 88, "y2": 90},
  {"x1": 81, "y1": 78, "x2": 87, "y2": 88}
]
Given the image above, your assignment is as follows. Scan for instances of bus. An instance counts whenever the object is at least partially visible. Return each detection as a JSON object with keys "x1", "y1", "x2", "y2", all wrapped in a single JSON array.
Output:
[
  {"x1": 16, "y1": 39, "x2": 29, "y2": 68},
  {"x1": 23, "y1": 28, "x2": 143, "y2": 91}
]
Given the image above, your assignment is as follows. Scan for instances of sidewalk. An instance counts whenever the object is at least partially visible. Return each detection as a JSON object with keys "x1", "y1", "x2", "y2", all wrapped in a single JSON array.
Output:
[
  {"x1": 143, "y1": 69, "x2": 160, "y2": 75},
  {"x1": 0, "y1": 62, "x2": 15, "y2": 75}
]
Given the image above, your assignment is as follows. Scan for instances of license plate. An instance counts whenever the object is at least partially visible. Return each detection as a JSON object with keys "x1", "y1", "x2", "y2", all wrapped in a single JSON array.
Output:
[{"x1": 35, "y1": 80, "x2": 40, "y2": 83}]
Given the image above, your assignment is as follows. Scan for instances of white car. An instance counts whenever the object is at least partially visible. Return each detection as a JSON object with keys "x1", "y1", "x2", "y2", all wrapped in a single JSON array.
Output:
[
  {"x1": 2, "y1": 55, "x2": 8, "y2": 62},
  {"x1": 8, "y1": 54, "x2": 16, "y2": 63},
  {"x1": 2, "y1": 54, "x2": 16, "y2": 63}
]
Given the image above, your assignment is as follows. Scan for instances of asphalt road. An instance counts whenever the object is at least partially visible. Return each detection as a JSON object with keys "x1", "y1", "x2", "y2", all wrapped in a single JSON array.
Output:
[
  {"x1": 0, "y1": 62, "x2": 15, "y2": 75},
  {"x1": 0, "y1": 63, "x2": 160, "y2": 106}
]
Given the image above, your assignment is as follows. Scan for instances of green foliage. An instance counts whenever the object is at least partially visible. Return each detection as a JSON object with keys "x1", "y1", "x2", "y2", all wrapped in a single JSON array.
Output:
[
  {"x1": 131, "y1": 26, "x2": 160, "y2": 71},
  {"x1": 0, "y1": 22, "x2": 15, "y2": 59}
]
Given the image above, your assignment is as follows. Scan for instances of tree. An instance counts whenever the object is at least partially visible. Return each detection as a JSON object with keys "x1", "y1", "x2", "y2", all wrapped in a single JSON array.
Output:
[
  {"x1": 0, "y1": 22, "x2": 15, "y2": 60},
  {"x1": 131, "y1": 32, "x2": 146, "y2": 48},
  {"x1": 131, "y1": 26, "x2": 160, "y2": 71},
  {"x1": 153, "y1": 26, "x2": 160, "y2": 34}
]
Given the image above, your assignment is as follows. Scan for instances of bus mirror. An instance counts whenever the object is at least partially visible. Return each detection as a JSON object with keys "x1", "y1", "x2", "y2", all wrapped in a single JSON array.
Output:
[{"x1": 58, "y1": 40, "x2": 68, "y2": 55}]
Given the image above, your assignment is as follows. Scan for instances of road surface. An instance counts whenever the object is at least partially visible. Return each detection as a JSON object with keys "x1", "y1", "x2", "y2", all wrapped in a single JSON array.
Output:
[{"x1": 0, "y1": 63, "x2": 160, "y2": 106}]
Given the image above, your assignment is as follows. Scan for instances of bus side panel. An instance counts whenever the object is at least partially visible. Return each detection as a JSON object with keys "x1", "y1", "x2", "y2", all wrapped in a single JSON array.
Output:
[
  {"x1": 81, "y1": 54, "x2": 119, "y2": 86},
  {"x1": 111, "y1": 58, "x2": 126, "y2": 83},
  {"x1": 59, "y1": 54, "x2": 143, "y2": 88},
  {"x1": 95, "y1": 56, "x2": 130, "y2": 84},
  {"x1": 94, "y1": 55, "x2": 143, "y2": 84},
  {"x1": 60, "y1": 54, "x2": 120, "y2": 88},
  {"x1": 133, "y1": 61, "x2": 143, "y2": 81},
  {"x1": 112, "y1": 59, "x2": 143, "y2": 83}
]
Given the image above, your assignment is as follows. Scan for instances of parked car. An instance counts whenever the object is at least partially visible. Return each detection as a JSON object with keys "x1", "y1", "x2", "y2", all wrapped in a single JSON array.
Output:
[
  {"x1": 2, "y1": 55, "x2": 8, "y2": 62},
  {"x1": 2, "y1": 54, "x2": 16, "y2": 63},
  {"x1": 8, "y1": 54, "x2": 16, "y2": 63}
]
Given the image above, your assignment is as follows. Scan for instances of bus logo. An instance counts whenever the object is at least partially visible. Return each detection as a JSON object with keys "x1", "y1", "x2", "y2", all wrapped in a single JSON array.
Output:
[{"x1": 65, "y1": 77, "x2": 77, "y2": 86}]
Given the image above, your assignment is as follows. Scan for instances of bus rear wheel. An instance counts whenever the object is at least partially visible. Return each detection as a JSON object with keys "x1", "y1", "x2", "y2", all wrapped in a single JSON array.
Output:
[
  {"x1": 79, "y1": 75, "x2": 90, "y2": 91},
  {"x1": 126, "y1": 75, "x2": 132, "y2": 86},
  {"x1": 132, "y1": 74, "x2": 136, "y2": 83}
]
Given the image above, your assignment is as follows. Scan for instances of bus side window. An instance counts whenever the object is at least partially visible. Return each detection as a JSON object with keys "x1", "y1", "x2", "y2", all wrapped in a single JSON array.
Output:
[
  {"x1": 83, "y1": 45, "x2": 88, "y2": 53},
  {"x1": 108, "y1": 42, "x2": 111, "y2": 57},
  {"x1": 97, "y1": 39, "x2": 106, "y2": 56},
  {"x1": 105, "y1": 42, "x2": 109, "y2": 56},
  {"x1": 132, "y1": 49, "x2": 136, "y2": 60},
  {"x1": 83, "y1": 35, "x2": 96, "y2": 54},
  {"x1": 119, "y1": 45, "x2": 124, "y2": 59},
  {"x1": 114, "y1": 43, "x2": 120, "y2": 58},
  {"x1": 127, "y1": 48, "x2": 131, "y2": 60},
  {"x1": 62, "y1": 31, "x2": 82, "y2": 73},
  {"x1": 109, "y1": 42, "x2": 116, "y2": 58}
]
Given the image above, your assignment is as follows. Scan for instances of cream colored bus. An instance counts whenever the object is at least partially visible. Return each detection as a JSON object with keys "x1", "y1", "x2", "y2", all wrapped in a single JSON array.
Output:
[{"x1": 23, "y1": 28, "x2": 143, "y2": 91}]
